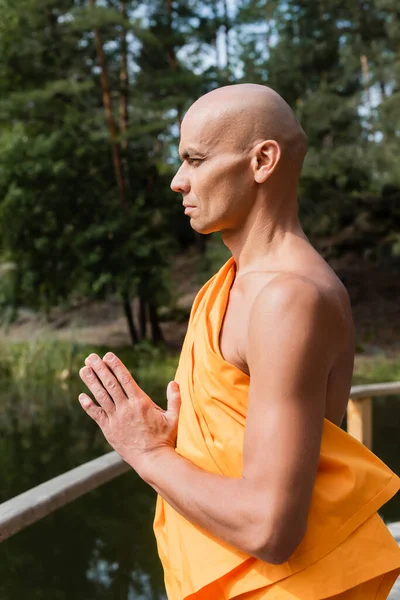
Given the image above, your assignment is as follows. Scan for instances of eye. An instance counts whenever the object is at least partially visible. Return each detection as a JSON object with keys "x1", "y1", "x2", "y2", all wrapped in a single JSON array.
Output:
[{"x1": 187, "y1": 157, "x2": 202, "y2": 166}]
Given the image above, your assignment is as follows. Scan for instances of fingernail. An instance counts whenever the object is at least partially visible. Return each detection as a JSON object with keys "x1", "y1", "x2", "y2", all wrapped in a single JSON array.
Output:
[
  {"x1": 103, "y1": 352, "x2": 114, "y2": 361},
  {"x1": 89, "y1": 354, "x2": 100, "y2": 363},
  {"x1": 79, "y1": 394, "x2": 90, "y2": 407}
]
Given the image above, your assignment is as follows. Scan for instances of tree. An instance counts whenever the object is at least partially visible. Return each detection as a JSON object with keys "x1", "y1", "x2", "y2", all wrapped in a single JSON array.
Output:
[{"x1": 0, "y1": 0, "x2": 180, "y2": 344}]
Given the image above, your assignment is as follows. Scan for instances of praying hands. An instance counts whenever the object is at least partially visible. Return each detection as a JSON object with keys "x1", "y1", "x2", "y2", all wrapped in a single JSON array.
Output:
[{"x1": 78, "y1": 353, "x2": 181, "y2": 475}]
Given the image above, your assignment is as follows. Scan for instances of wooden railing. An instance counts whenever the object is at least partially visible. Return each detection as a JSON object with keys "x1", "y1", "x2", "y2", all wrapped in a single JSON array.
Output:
[
  {"x1": 347, "y1": 382, "x2": 400, "y2": 449},
  {"x1": 1, "y1": 381, "x2": 399, "y2": 544}
]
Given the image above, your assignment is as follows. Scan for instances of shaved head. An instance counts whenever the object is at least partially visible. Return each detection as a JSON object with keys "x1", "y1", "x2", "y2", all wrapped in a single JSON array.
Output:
[
  {"x1": 182, "y1": 83, "x2": 308, "y2": 172},
  {"x1": 171, "y1": 83, "x2": 308, "y2": 237}
]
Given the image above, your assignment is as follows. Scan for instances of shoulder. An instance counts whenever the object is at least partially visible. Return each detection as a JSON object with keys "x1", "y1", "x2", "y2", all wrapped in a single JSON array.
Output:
[
  {"x1": 247, "y1": 273, "x2": 348, "y2": 354},
  {"x1": 251, "y1": 273, "x2": 333, "y2": 317}
]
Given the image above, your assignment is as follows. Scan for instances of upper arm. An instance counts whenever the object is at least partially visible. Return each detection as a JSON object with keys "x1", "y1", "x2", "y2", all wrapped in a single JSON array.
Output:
[{"x1": 242, "y1": 277, "x2": 338, "y2": 563}]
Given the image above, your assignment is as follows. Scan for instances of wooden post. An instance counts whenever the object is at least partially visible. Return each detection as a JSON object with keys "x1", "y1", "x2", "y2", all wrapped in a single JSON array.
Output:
[{"x1": 347, "y1": 397, "x2": 373, "y2": 449}]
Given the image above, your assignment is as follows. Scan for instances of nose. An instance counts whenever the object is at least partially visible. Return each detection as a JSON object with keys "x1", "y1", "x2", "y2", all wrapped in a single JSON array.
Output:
[{"x1": 170, "y1": 165, "x2": 190, "y2": 195}]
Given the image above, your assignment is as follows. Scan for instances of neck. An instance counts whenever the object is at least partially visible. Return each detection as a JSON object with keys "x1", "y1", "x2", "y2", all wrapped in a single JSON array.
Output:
[{"x1": 221, "y1": 192, "x2": 307, "y2": 274}]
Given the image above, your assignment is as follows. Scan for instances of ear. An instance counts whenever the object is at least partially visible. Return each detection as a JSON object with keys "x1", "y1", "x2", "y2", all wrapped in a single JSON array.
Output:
[{"x1": 251, "y1": 140, "x2": 281, "y2": 184}]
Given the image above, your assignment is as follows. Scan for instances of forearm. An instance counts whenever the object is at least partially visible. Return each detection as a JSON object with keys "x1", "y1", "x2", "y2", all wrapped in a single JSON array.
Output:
[{"x1": 136, "y1": 446, "x2": 262, "y2": 557}]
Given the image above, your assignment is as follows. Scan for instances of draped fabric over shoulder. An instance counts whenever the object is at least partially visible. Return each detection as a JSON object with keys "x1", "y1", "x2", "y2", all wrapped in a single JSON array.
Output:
[{"x1": 153, "y1": 258, "x2": 400, "y2": 599}]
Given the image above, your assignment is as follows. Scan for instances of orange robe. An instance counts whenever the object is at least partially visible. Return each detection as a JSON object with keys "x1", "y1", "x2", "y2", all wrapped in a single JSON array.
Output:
[{"x1": 153, "y1": 257, "x2": 400, "y2": 599}]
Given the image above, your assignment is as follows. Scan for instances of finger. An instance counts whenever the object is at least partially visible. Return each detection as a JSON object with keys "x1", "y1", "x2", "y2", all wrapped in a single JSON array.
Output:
[
  {"x1": 102, "y1": 352, "x2": 143, "y2": 398},
  {"x1": 166, "y1": 381, "x2": 181, "y2": 418},
  {"x1": 85, "y1": 354, "x2": 127, "y2": 404},
  {"x1": 79, "y1": 366, "x2": 115, "y2": 414},
  {"x1": 79, "y1": 393, "x2": 108, "y2": 426}
]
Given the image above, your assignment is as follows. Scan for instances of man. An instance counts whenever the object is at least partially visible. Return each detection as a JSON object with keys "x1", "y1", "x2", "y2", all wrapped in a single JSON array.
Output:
[{"x1": 78, "y1": 84, "x2": 400, "y2": 599}]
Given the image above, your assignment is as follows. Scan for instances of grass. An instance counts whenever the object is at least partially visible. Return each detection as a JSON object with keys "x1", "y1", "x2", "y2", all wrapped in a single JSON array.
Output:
[
  {"x1": 1, "y1": 337, "x2": 399, "y2": 382},
  {"x1": 352, "y1": 356, "x2": 400, "y2": 386},
  {"x1": 1, "y1": 337, "x2": 399, "y2": 398},
  {"x1": 0, "y1": 338, "x2": 179, "y2": 424}
]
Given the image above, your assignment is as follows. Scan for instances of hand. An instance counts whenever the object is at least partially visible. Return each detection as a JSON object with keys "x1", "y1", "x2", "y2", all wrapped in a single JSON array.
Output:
[{"x1": 78, "y1": 352, "x2": 181, "y2": 474}]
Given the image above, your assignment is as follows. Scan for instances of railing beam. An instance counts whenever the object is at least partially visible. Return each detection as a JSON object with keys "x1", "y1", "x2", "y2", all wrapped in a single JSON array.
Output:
[
  {"x1": 349, "y1": 382, "x2": 400, "y2": 399},
  {"x1": 0, "y1": 451, "x2": 129, "y2": 543},
  {"x1": 346, "y1": 382, "x2": 400, "y2": 448},
  {"x1": 1, "y1": 381, "x2": 399, "y2": 543}
]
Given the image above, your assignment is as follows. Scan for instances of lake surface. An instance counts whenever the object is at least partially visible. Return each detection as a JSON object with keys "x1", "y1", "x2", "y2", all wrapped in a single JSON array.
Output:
[{"x1": 0, "y1": 384, "x2": 399, "y2": 599}]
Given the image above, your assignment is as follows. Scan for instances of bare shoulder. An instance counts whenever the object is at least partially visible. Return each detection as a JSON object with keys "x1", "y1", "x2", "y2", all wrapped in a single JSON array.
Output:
[
  {"x1": 254, "y1": 273, "x2": 328, "y2": 309},
  {"x1": 251, "y1": 269, "x2": 345, "y2": 316},
  {"x1": 248, "y1": 267, "x2": 353, "y2": 357}
]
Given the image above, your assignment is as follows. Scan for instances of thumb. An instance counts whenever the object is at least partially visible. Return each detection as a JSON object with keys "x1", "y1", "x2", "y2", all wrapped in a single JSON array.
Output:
[{"x1": 166, "y1": 381, "x2": 181, "y2": 417}]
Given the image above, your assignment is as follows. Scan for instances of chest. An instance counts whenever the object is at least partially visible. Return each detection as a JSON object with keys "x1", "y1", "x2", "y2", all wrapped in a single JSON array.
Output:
[
  {"x1": 217, "y1": 271, "x2": 281, "y2": 375},
  {"x1": 218, "y1": 288, "x2": 250, "y2": 376}
]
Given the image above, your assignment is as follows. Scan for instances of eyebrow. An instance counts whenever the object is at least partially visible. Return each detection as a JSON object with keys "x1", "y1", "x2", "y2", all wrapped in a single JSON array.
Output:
[{"x1": 179, "y1": 147, "x2": 204, "y2": 160}]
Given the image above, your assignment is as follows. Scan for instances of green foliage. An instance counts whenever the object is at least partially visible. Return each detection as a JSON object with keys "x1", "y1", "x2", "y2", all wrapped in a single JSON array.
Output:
[
  {"x1": 302, "y1": 187, "x2": 400, "y2": 266},
  {"x1": 0, "y1": 338, "x2": 179, "y2": 419},
  {"x1": 353, "y1": 358, "x2": 400, "y2": 386},
  {"x1": 0, "y1": 0, "x2": 196, "y2": 334},
  {"x1": 0, "y1": 0, "x2": 399, "y2": 337},
  {"x1": 0, "y1": 337, "x2": 173, "y2": 597},
  {"x1": 197, "y1": 233, "x2": 231, "y2": 284},
  {"x1": 235, "y1": 0, "x2": 399, "y2": 264}
]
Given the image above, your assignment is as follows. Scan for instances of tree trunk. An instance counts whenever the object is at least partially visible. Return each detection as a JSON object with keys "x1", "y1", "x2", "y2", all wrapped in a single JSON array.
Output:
[
  {"x1": 122, "y1": 294, "x2": 139, "y2": 345},
  {"x1": 45, "y1": 6, "x2": 62, "y2": 79},
  {"x1": 164, "y1": 0, "x2": 184, "y2": 124},
  {"x1": 222, "y1": 0, "x2": 231, "y2": 78},
  {"x1": 265, "y1": 0, "x2": 274, "y2": 54},
  {"x1": 119, "y1": 0, "x2": 132, "y2": 198},
  {"x1": 360, "y1": 54, "x2": 373, "y2": 133},
  {"x1": 379, "y1": 80, "x2": 386, "y2": 101},
  {"x1": 119, "y1": 0, "x2": 129, "y2": 151},
  {"x1": 149, "y1": 302, "x2": 164, "y2": 343},
  {"x1": 352, "y1": 0, "x2": 374, "y2": 137},
  {"x1": 89, "y1": 0, "x2": 127, "y2": 208},
  {"x1": 165, "y1": 0, "x2": 178, "y2": 70},
  {"x1": 139, "y1": 295, "x2": 147, "y2": 340},
  {"x1": 213, "y1": 0, "x2": 221, "y2": 77}
]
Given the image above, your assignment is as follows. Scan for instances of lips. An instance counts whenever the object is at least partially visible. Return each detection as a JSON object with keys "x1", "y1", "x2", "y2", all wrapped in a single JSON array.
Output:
[{"x1": 184, "y1": 205, "x2": 196, "y2": 215}]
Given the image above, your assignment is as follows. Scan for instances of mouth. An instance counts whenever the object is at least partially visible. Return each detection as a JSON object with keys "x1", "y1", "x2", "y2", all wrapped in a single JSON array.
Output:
[{"x1": 183, "y1": 204, "x2": 197, "y2": 215}]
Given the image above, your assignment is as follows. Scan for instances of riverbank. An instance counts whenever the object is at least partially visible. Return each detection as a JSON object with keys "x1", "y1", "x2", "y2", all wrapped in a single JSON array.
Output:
[{"x1": 1, "y1": 247, "x2": 399, "y2": 363}]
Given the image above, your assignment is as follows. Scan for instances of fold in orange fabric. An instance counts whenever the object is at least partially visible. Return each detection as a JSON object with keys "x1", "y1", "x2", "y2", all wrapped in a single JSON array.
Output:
[{"x1": 153, "y1": 257, "x2": 400, "y2": 599}]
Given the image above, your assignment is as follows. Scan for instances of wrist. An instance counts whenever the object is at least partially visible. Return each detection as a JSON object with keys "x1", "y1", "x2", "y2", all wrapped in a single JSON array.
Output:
[{"x1": 137, "y1": 445, "x2": 178, "y2": 484}]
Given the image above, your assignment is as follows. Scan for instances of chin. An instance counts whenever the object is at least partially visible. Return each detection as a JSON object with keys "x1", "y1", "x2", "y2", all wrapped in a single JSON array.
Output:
[{"x1": 190, "y1": 219, "x2": 222, "y2": 236}]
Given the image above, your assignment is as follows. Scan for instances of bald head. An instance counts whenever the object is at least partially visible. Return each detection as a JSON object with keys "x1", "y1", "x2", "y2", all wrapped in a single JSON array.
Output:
[
  {"x1": 172, "y1": 84, "x2": 307, "y2": 236},
  {"x1": 182, "y1": 83, "x2": 308, "y2": 173}
]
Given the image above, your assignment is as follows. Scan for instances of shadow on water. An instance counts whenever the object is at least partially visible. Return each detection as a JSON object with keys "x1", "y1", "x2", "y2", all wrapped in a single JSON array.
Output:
[
  {"x1": 0, "y1": 349, "x2": 170, "y2": 599},
  {"x1": 0, "y1": 356, "x2": 399, "y2": 598}
]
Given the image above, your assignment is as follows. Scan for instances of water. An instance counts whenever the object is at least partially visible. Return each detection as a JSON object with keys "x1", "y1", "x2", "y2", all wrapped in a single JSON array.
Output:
[{"x1": 0, "y1": 388, "x2": 399, "y2": 599}]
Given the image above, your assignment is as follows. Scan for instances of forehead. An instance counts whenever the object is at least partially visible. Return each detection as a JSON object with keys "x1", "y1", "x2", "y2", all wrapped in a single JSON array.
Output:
[
  {"x1": 179, "y1": 102, "x2": 249, "y2": 156},
  {"x1": 179, "y1": 114, "x2": 213, "y2": 149},
  {"x1": 180, "y1": 104, "x2": 231, "y2": 147}
]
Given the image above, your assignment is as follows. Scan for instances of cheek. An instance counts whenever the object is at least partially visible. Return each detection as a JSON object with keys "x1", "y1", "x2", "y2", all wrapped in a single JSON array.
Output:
[
  {"x1": 216, "y1": 166, "x2": 251, "y2": 207},
  {"x1": 193, "y1": 159, "x2": 251, "y2": 214}
]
